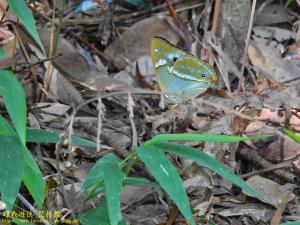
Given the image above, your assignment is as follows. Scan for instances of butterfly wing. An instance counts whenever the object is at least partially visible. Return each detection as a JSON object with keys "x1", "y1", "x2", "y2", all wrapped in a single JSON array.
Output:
[
  {"x1": 151, "y1": 37, "x2": 217, "y2": 103},
  {"x1": 172, "y1": 56, "x2": 217, "y2": 100},
  {"x1": 151, "y1": 37, "x2": 187, "y2": 99}
]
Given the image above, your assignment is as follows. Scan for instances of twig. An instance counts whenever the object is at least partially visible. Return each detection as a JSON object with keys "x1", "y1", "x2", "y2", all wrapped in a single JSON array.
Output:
[
  {"x1": 240, "y1": 159, "x2": 295, "y2": 179},
  {"x1": 166, "y1": 0, "x2": 182, "y2": 29},
  {"x1": 238, "y1": 147, "x2": 296, "y2": 182},
  {"x1": 239, "y1": 0, "x2": 257, "y2": 92},
  {"x1": 66, "y1": 90, "x2": 161, "y2": 148},
  {"x1": 197, "y1": 98, "x2": 297, "y2": 143},
  {"x1": 69, "y1": 31, "x2": 120, "y2": 70},
  {"x1": 127, "y1": 93, "x2": 137, "y2": 147},
  {"x1": 12, "y1": 25, "x2": 39, "y2": 101},
  {"x1": 96, "y1": 99, "x2": 104, "y2": 151},
  {"x1": 40, "y1": 0, "x2": 56, "y2": 102},
  {"x1": 61, "y1": 2, "x2": 204, "y2": 25},
  {"x1": 296, "y1": 0, "x2": 300, "y2": 8},
  {"x1": 55, "y1": 133, "x2": 78, "y2": 224},
  {"x1": 211, "y1": 0, "x2": 221, "y2": 34},
  {"x1": 17, "y1": 193, "x2": 51, "y2": 225}
]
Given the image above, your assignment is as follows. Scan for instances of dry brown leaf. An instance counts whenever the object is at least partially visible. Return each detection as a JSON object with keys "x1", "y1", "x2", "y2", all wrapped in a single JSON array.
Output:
[
  {"x1": 244, "y1": 175, "x2": 295, "y2": 207},
  {"x1": 248, "y1": 41, "x2": 299, "y2": 82},
  {"x1": 104, "y1": 16, "x2": 180, "y2": 69},
  {"x1": 39, "y1": 29, "x2": 91, "y2": 82}
]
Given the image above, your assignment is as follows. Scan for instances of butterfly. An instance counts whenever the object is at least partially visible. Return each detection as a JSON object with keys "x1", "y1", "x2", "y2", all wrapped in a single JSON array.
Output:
[{"x1": 150, "y1": 37, "x2": 217, "y2": 104}]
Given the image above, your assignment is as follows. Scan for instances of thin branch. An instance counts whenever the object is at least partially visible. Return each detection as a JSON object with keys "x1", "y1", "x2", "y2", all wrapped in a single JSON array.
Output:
[
  {"x1": 239, "y1": 0, "x2": 257, "y2": 91},
  {"x1": 17, "y1": 194, "x2": 51, "y2": 225}
]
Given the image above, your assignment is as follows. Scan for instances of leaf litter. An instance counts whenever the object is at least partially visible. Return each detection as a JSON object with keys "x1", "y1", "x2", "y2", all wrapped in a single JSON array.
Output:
[{"x1": 1, "y1": 0, "x2": 300, "y2": 224}]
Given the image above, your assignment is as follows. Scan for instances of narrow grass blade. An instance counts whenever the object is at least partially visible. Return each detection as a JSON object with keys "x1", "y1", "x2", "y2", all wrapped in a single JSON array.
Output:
[
  {"x1": 0, "y1": 70, "x2": 26, "y2": 144},
  {"x1": 283, "y1": 128, "x2": 300, "y2": 143},
  {"x1": 81, "y1": 153, "x2": 119, "y2": 194},
  {"x1": 135, "y1": 145, "x2": 196, "y2": 225},
  {"x1": 0, "y1": 115, "x2": 45, "y2": 209},
  {"x1": 26, "y1": 128, "x2": 97, "y2": 148},
  {"x1": 145, "y1": 133, "x2": 274, "y2": 146},
  {"x1": 154, "y1": 141, "x2": 272, "y2": 205},
  {"x1": 0, "y1": 136, "x2": 24, "y2": 210},
  {"x1": 79, "y1": 198, "x2": 129, "y2": 225},
  {"x1": 103, "y1": 156, "x2": 125, "y2": 225},
  {"x1": 6, "y1": 0, "x2": 45, "y2": 54}
]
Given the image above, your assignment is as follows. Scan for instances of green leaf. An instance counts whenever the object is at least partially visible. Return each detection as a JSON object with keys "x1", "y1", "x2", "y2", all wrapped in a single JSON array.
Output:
[
  {"x1": 81, "y1": 154, "x2": 125, "y2": 225},
  {"x1": 0, "y1": 116, "x2": 46, "y2": 209},
  {"x1": 26, "y1": 128, "x2": 97, "y2": 148},
  {"x1": 6, "y1": 0, "x2": 45, "y2": 54},
  {"x1": 281, "y1": 222, "x2": 300, "y2": 225},
  {"x1": 284, "y1": 0, "x2": 294, "y2": 7},
  {"x1": 0, "y1": 47, "x2": 5, "y2": 59},
  {"x1": 154, "y1": 141, "x2": 271, "y2": 205},
  {"x1": 0, "y1": 70, "x2": 26, "y2": 145},
  {"x1": 80, "y1": 153, "x2": 118, "y2": 194},
  {"x1": 283, "y1": 128, "x2": 300, "y2": 143},
  {"x1": 22, "y1": 146, "x2": 45, "y2": 209},
  {"x1": 144, "y1": 133, "x2": 274, "y2": 146},
  {"x1": 103, "y1": 155, "x2": 125, "y2": 225},
  {"x1": 0, "y1": 136, "x2": 24, "y2": 210},
  {"x1": 135, "y1": 145, "x2": 196, "y2": 225},
  {"x1": 0, "y1": 115, "x2": 15, "y2": 135},
  {"x1": 79, "y1": 198, "x2": 128, "y2": 225}
]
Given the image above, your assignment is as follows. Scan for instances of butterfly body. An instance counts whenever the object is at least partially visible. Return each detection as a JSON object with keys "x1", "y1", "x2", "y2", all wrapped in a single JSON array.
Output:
[{"x1": 151, "y1": 37, "x2": 217, "y2": 104}]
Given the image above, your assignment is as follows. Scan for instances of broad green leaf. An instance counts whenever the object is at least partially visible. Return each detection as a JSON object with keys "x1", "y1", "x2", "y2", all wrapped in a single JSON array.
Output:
[
  {"x1": 6, "y1": 0, "x2": 45, "y2": 54},
  {"x1": 144, "y1": 133, "x2": 274, "y2": 146},
  {"x1": 26, "y1": 128, "x2": 97, "y2": 148},
  {"x1": 135, "y1": 145, "x2": 196, "y2": 225},
  {"x1": 0, "y1": 70, "x2": 26, "y2": 144},
  {"x1": 103, "y1": 155, "x2": 125, "y2": 225},
  {"x1": 0, "y1": 47, "x2": 5, "y2": 59},
  {"x1": 0, "y1": 116, "x2": 45, "y2": 209},
  {"x1": 0, "y1": 136, "x2": 24, "y2": 210},
  {"x1": 80, "y1": 153, "x2": 119, "y2": 194},
  {"x1": 79, "y1": 198, "x2": 128, "y2": 225},
  {"x1": 154, "y1": 141, "x2": 271, "y2": 205}
]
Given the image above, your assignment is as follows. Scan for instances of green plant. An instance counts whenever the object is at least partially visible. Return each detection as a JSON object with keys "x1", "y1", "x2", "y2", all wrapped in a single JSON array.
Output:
[
  {"x1": 0, "y1": 1, "x2": 279, "y2": 224},
  {"x1": 284, "y1": 0, "x2": 294, "y2": 7},
  {"x1": 0, "y1": 1, "x2": 96, "y2": 211},
  {"x1": 79, "y1": 133, "x2": 274, "y2": 225},
  {"x1": 0, "y1": 70, "x2": 100, "y2": 211},
  {"x1": 283, "y1": 128, "x2": 300, "y2": 143}
]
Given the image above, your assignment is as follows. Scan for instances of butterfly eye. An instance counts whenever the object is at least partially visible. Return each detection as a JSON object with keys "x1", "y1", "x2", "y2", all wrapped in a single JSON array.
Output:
[
  {"x1": 201, "y1": 74, "x2": 206, "y2": 78},
  {"x1": 172, "y1": 57, "x2": 178, "y2": 63}
]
